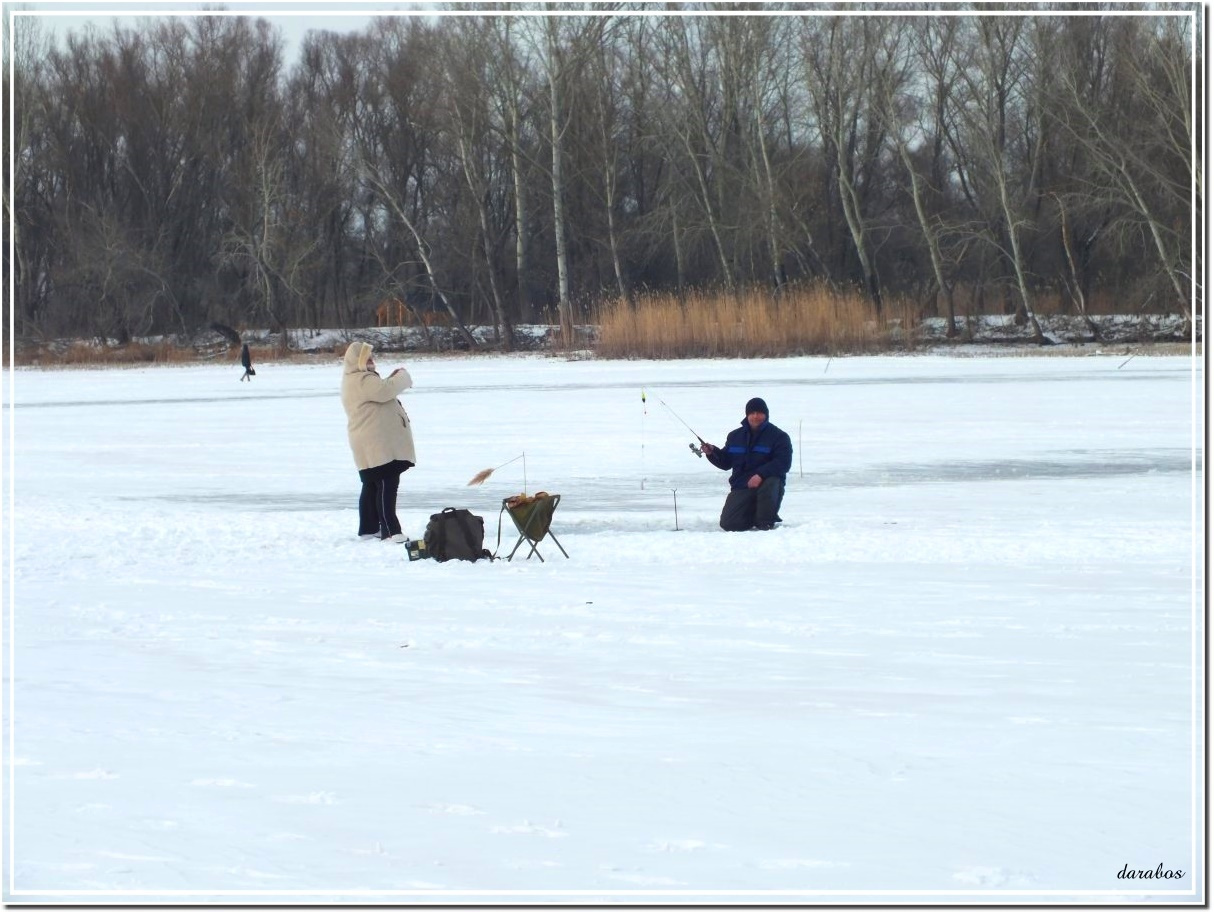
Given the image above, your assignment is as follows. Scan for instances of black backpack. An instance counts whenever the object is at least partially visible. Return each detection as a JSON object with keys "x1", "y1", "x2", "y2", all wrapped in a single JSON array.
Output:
[{"x1": 423, "y1": 508, "x2": 492, "y2": 562}]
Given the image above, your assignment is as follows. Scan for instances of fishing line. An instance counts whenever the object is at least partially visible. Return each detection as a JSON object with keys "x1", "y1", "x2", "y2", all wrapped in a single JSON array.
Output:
[
  {"x1": 798, "y1": 419, "x2": 804, "y2": 478},
  {"x1": 650, "y1": 391, "x2": 708, "y2": 457}
]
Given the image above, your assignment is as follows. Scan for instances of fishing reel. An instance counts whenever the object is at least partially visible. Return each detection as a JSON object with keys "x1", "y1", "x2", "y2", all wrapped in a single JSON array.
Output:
[{"x1": 689, "y1": 441, "x2": 704, "y2": 458}]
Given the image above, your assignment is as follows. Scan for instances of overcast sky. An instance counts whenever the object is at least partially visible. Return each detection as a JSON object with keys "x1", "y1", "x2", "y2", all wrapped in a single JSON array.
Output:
[{"x1": 8, "y1": 2, "x2": 430, "y2": 63}]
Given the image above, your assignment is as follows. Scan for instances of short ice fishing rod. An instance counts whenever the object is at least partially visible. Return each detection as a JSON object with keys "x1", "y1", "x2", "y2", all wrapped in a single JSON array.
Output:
[{"x1": 652, "y1": 392, "x2": 709, "y2": 458}]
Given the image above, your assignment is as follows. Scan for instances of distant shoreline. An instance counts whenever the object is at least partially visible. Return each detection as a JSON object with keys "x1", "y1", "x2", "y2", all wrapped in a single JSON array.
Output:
[{"x1": 7, "y1": 316, "x2": 1200, "y2": 370}]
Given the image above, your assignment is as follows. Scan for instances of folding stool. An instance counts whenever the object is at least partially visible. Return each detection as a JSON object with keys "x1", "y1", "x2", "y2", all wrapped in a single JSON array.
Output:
[{"x1": 499, "y1": 492, "x2": 568, "y2": 562}]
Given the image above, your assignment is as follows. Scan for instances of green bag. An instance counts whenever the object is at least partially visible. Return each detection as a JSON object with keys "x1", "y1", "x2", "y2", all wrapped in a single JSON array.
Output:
[{"x1": 423, "y1": 508, "x2": 491, "y2": 562}]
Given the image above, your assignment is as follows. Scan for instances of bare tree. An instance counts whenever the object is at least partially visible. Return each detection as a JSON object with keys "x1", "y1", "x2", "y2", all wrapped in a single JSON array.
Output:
[
  {"x1": 748, "y1": 18, "x2": 795, "y2": 293},
  {"x1": 9, "y1": 8, "x2": 1196, "y2": 347},
  {"x1": 354, "y1": 18, "x2": 478, "y2": 348},
  {"x1": 288, "y1": 30, "x2": 367, "y2": 331},
  {"x1": 4, "y1": 14, "x2": 53, "y2": 338},
  {"x1": 948, "y1": 17, "x2": 1046, "y2": 341},
  {"x1": 654, "y1": 16, "x2": 737, "y2": 289},
  {"x1": 702, "y1": 15, "x2": 795, "y2": 293},
  {"x1": 803, "y1": 17, "x2": 897, "y2": 313},
  {"x1": 441, "y1": 19, "x2": 515, "y2": 347},
  {"x1": 1050, "y1": 15, "x2": 1194, "y2": 322},
  {"x1": 218, "y1": 115, "x2": 311, "y2": 340},
  {"x1": 486, "y1": 17, "x2": 541, "y2": 324},
  {"x1": 583, "y1": 16, "x2": 632, "y2": 303},
  {"x1": 528, "y1": 13, "x2": 576, "y2": 344},
  {"x1": 883, "y1": 17, "x2": 961, "y2": 335}
]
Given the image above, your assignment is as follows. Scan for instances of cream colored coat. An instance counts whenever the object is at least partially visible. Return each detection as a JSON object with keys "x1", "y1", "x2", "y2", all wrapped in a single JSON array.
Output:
[{"x1": 340, "y1": 342, "x2": 416, "y2": 471}]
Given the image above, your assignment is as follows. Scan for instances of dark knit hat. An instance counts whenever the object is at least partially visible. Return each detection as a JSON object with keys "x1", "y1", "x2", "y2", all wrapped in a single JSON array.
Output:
[{"x1": 745, "y1": 397, "x2": 768, "y2": 416}]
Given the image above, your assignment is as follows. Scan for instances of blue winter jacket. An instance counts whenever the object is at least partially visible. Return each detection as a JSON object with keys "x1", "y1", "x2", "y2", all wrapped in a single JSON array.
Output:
[{"x1": 706, "y1": 418, "x2": 794, "y2": 490}]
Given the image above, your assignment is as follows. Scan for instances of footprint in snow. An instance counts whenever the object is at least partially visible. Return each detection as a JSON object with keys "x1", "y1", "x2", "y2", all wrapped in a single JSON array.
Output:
[
  {"x1": 96, "y1": 850, "x2": 178, "y2": 863},
  {"x1": 190, "y1": 778, "x2": 254, "y2": 788},
  {"x1": 504, "y1": 859, "x2": 561, "y2": 870},
  {"x1": 952, "y1": 865, "x2": 1034, "y2": 887},
  {"x1": 606, "y1": 872, "x2": 686, "y2": 887},
  {"x1": 139, "y1": 819, "x2": 180, "y2": 831},
  {"x1": 646, "y1": 839, "x2": 725, "y2": 853},
  {"x1": 491, "y1": 820, "x2": 567, "y2": 838},
  {"x1": 424, "y1": 803, "x2": 484, "y2": 816},
  {"x1": 757, "y1": 858, "x2": 850, "y2": 870},
  {"x1": 273, "y1": 791, "x2": 338, "y2": 805},
  {"x1": 223, "y1": 866, "x2": 288, "y2": 880}
]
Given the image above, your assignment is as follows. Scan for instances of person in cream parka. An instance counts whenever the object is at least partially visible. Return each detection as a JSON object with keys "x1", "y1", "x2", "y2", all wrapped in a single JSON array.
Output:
[{"x1": 340, "y1": 342, "x2": 416, "y2": 541}]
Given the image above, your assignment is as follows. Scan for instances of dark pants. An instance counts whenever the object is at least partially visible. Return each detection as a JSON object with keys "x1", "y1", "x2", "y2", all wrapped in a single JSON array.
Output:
[
  {"x1": 720, "y1": 476, "x2": 784, "y2": 531},
  {"x1": 357, "y1": 460, "x2": 413, "y2": 538}
]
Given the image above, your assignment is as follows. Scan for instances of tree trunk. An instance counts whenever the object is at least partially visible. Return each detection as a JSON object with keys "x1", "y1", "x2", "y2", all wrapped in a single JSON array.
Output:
[
  {"x1": 754, "y1": 96, "x2": 784, "y2": 292},
  {"x1": 1054, "y1": 194, "x2": 1101, "y2": 340},
  {"x1": 895, "y1": 136, "x2": 954, "y2": 336},
  {"x1": 605, "y1": 174, "x2": 628, "y2": 304},
  {"x1": 996, "y1": 169, "x2": 1046, "y2": 343},
  {"x1": 508, "y1": 103, "x2": 531, "y2": 324},
  {"x1": 672, "y1": 202, "x2": 686, "y2": 301},
  {"x1": 456, "y1": 132, "x2": 514, "y2": 350},
  {"x1": 1123, "y1": 164, "x2": 1190, "y2": 321},
  {"x1": 835, "y1": 142, "x2": 882, "y2": 314},
  {"x1": 546, "y1": 19, "x2": 573, "y2": 347},
  {"x1": 680, "y1": 129, "x2": 735, "y2": 288}
]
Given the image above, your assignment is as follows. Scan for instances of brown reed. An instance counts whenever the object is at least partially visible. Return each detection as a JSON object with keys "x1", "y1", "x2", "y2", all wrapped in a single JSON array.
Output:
[
  {"x1": 34, "y1": 340, "x2": 196, "y2": 366},
  {"x1": 594, "y1": 285, "x2": 912, "y2": 359}
]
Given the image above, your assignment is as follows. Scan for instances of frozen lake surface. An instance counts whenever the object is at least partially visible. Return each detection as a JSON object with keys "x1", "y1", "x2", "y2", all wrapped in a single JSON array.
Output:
[{"x1": 2, "y1": 352, "x2": 1204, "y2": 904}]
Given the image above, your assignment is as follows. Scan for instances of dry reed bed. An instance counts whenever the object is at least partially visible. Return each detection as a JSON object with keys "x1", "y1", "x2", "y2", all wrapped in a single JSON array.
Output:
[{"x1": 595, "y1": 287, "x2": 918, "y2": 358}]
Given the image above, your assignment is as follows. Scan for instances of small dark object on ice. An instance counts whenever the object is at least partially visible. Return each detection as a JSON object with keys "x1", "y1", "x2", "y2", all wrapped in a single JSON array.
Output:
[{"x1": 240, "y1": 343, "x2": 256, "y2": 381}]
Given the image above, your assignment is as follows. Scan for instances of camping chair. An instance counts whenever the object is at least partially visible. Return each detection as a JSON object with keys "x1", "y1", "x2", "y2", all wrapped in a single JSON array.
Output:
[{"x1": 498, "y1": 492, "x2": 568, "y2": 562}]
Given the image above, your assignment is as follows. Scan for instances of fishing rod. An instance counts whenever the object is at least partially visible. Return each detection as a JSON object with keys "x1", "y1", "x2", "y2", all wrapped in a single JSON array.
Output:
[
  {"x1": 651, "y1": 392, "x2": 710, "y2": 458},
  {"x1": 641, "y1": 389, "x2": 647, "y2": 489}
]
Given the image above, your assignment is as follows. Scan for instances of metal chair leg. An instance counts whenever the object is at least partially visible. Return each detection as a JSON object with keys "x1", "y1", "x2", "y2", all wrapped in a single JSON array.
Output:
[
  {"x1": 506, "y1": 535, "x2": 526, "y2": 561},
  {"x1": 546, "y1": 530, "x2": 569, "y2": 559}
]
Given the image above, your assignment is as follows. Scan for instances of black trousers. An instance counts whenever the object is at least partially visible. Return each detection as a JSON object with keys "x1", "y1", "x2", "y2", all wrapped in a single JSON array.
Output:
[
  {"x1": 357, "y1": 460, "x2": 413, "y2": 538},
  {"x1": 719, "y1": 476, "x2": 784, "y2": 531}
]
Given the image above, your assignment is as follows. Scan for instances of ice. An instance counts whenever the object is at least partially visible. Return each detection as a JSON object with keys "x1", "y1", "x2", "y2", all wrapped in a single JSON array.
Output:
[{"x1": 2, "y1": 351, "x2": 1203, "y2": 904}]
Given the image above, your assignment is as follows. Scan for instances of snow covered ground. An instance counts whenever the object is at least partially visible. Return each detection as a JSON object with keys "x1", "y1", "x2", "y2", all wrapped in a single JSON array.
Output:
[{"x1": 2, "y1": 351, "x2": 1204, "y2": 904}]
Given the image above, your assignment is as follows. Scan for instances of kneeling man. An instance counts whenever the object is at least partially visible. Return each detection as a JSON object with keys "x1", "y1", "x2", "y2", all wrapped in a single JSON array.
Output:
[{"x1": 700, "y1": 397, "x2": 792, "y2": 531}]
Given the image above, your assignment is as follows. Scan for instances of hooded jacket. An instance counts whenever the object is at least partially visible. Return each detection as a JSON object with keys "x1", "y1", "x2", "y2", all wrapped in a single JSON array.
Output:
[
  {"x1": 707, "y1": 415, "x2": 793, "y2": 490},
  {"x1": 340, "y1": 342, "x2": 416, "y2": 471}
]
